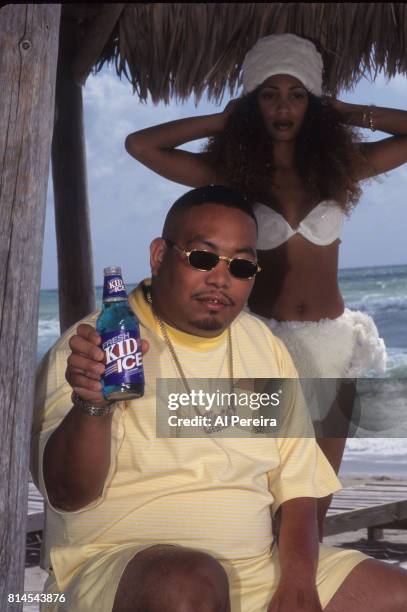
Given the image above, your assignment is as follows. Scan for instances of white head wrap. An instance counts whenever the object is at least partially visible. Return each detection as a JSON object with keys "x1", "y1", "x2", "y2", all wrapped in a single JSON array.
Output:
[{"x1": 242, "y1": 33, "x2": 323, "y2": 96}]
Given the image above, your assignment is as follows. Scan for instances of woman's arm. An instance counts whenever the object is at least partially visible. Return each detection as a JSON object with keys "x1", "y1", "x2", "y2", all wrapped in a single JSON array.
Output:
[
  {"x1": 330, "y1": 99, "x2": 407, "y2": 179},
  {"x1": 125, "y1": 109, "x2": 230, "y2": 187}
]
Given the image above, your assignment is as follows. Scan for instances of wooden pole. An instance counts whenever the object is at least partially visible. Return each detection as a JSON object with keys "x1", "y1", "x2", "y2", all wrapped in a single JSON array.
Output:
[
  {"x1": 52, "y1": 17, "x2": 95, "y2": 333},
  {"x1": 0, "y1": 5, "x2": 60, "y2": 608},
  {"x1": 72, "y1": 3, "x2": 126, "y2": 86}
]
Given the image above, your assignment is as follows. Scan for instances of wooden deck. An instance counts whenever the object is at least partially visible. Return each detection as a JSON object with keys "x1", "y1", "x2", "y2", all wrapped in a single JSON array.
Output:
[
  {"x1": 325, "y1": 480, "x2": 407, "y2": 539},
  {"x1": 28, "y1": 479, "x2": 407, "y2": 541}
]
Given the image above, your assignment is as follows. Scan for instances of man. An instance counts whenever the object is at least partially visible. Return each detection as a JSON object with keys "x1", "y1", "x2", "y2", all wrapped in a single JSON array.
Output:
[{"x1": 31, "y1": 186, "x2": 407, "y2": 612}]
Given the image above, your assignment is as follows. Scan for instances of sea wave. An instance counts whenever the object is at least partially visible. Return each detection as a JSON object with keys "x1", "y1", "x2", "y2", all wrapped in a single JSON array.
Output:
[
  {"x1": 347, "y1": 295, "x2": 407, "y2": 315},
  {"x1": 37, "y1": 318, "x2": 60, "y2": 338},
  {"x1": 345, "y1": 438, "x2": 407, "y2": 459},
  {"x1": 385, "y1": 348, "x2": 407, "y2": 377},
  {"x1": 37, "y1": 318, "x2": 61, "y2": 362},
  {"x1": 339, "y1": 265, "x2": 407, "y2": 283}
]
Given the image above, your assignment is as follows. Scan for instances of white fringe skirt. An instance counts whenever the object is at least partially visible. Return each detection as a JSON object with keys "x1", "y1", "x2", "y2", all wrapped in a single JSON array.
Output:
[
  {"x1": 252, "y1": 308, "x2": 387, "y2": 379},
  {"x1": 250, "y1": 309, "x2": 387, "y2": 430}
]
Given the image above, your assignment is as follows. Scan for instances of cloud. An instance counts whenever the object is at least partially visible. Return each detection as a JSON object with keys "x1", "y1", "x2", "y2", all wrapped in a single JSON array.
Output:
[{"x1": 372, "y1": 72, "x2": 407, "y2": 96}]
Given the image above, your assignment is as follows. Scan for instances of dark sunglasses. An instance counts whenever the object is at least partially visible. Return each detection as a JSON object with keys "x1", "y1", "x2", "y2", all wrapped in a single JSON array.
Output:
[{"x1": 165, "y1": 239, "x2": 261, "y2": 279}]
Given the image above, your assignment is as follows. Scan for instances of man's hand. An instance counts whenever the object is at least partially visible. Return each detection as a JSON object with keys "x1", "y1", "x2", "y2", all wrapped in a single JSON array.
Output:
[
  {"x1": 65, "y1": 323, "x2": 149, "y2": 406},
  {"x1": 44, "y1": 324, "x2": 148, "y2": 510},
  {"x1": 267, "y1": 580, "x2": 322, "y2": 612}
]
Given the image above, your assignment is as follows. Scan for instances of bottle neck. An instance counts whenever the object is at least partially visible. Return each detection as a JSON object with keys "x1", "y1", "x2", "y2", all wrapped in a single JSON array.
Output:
[{"x1": 102, "y1": 297, "x2": 128, "y2": 307}]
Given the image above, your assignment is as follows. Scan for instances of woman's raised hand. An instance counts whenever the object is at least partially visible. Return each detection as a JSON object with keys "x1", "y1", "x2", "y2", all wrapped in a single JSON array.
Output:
[
  {"x1": 222, "y1": 98, "x2": 240, "y2": 121},
  {"x1": 322, "y1": 96, "x2": 348, "y2": 113},
  {"x1": 125, "y1": 112, "x2": 225, "y2": 187}
]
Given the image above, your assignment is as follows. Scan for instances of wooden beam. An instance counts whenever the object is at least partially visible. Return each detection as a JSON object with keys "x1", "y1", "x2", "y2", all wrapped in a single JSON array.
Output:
[
  {"x1": 367, "y1": 527, "x2": 384, "y2": 541},
  {"x1": 52, "y1": 17, "x2": 95, "y2": 332},
  {"x1": 0, "y1": 5, "x2": 60, "y2": 607},
  {"x1": 325, "y1": 483, "x2": 407, "y2": 537},
  {"x1": 71, "y1": 3, "x2": 126, "y2": 86}
]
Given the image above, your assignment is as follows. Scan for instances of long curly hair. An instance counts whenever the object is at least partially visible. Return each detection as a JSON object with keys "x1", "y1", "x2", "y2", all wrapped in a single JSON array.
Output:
[{"x1": 204, "y1": 90, "x2": 370, "y2": 213}]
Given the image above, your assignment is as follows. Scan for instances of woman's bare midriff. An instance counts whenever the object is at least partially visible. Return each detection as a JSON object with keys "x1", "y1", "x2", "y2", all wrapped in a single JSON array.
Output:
[{"x1": 248, "y1": 236, "x2": 345, "y2": 321}]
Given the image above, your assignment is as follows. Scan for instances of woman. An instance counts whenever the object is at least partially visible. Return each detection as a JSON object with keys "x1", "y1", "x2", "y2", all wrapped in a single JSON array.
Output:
[{"x1": 125, "y1": 33, "x2": 407, "y2": 529}]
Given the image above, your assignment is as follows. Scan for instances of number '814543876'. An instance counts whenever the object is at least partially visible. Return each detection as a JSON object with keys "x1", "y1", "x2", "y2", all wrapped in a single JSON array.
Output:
[{"x1": 8, "y1": 592, "x2": 66, "y2": 604}]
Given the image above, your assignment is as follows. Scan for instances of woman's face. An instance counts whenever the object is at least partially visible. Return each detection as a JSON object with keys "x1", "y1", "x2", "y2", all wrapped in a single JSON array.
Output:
[{"x1": 257, "y1": 74, "x2": 309, "y2": 141}]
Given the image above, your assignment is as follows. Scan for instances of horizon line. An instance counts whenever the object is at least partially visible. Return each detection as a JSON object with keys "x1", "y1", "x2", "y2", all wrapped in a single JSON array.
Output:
[{"x1": 40, "y1": 261, "x2": 407, "y2": 291}]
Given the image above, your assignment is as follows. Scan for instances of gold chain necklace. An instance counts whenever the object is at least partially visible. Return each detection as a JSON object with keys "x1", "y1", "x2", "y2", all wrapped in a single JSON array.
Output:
[{"x1": 145, "y1": 286, "x2": 236, "y2": 433}]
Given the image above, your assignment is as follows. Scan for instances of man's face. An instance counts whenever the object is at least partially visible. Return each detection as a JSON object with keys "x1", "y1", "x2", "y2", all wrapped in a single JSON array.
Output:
[{"x1": 151, "y1": 203, "x2": 258, "y2": 337}]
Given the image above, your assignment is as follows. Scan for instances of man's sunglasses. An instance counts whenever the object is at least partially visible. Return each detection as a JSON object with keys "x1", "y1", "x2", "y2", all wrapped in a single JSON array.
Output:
[{"x1": 165, "y1": 239, "x2": 261, "y2": 279}]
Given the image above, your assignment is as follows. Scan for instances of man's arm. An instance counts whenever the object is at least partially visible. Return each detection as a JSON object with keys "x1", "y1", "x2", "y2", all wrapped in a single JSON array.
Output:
[
  {"x1": 43, "y1": 404, "x2": 115, "y2": 512},
  {"x1": 268, "y1": 498, "x2": 323, "y2": 612},
  {"x1": 43, "y1": 323, "x2": 147, "y2": 511}
]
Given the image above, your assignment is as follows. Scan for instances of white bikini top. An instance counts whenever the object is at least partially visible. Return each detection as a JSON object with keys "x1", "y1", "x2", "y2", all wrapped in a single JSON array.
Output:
[{"x1": 254, "y1": 200, "x2": 344, "y2": 250}]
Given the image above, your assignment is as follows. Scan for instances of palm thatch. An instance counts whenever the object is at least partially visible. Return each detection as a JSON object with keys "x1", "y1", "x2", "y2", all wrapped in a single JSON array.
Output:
[{"x1": 70, "y1": 3, "x2": 407, "y2": 102}]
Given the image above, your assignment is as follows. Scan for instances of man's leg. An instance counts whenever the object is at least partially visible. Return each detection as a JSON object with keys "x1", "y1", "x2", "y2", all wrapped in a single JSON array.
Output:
[
  {"x1": 325, "y1": 558, "x2": 407, "y2": 612},
  {"x1": 112, "y1": 544, "x2": 231, "y2": 612}
]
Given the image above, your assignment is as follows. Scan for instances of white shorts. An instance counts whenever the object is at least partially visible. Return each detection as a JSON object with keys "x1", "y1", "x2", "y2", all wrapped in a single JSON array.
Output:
[{"x1": 41, "y1": 542, "x2": 368, "y2": 612}]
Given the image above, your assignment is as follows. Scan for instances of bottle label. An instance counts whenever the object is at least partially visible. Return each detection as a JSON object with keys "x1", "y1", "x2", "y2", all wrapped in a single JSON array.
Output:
[
  {"x1": 103, "y1": 274, "x2": 128, "y2": 301},
  {"x1": 101, "y1": 330, "x2": 144, "y2": 386}
]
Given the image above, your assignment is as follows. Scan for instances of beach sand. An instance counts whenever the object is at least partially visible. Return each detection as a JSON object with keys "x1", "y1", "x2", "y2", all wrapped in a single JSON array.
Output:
[{"x1": 23, "y1": 475, "x2": 407, "y2": 610}]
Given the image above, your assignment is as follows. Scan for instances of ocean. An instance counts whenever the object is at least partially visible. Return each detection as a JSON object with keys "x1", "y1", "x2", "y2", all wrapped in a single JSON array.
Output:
[{"x1": 37, "y1": 264, "x2": 407, "y2": 475}]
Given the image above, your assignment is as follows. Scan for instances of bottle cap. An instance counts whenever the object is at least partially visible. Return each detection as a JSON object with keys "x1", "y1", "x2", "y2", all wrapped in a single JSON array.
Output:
[
  {"x1": 102, "y1": 267, "x2": 127, "y2": 301},
  {"x1": 104, "y1": 266, "x2": 122, "y2": 276}
]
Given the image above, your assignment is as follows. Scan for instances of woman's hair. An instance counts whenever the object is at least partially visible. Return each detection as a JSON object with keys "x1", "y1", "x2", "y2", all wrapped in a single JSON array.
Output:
[{"x1": 204, "y1": 90, "x2": 370, "y2": 212}]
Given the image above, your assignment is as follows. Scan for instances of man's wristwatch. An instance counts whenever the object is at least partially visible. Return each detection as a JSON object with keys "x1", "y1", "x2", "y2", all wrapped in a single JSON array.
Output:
[{"x1": 71, "y1": 391, "x2": 116, "y2": 417}]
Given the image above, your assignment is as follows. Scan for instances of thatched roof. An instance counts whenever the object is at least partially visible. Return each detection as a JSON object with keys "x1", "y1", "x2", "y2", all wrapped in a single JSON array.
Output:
[{"x1": 67, "y1": 3, "x2": 407, "y2": 103}]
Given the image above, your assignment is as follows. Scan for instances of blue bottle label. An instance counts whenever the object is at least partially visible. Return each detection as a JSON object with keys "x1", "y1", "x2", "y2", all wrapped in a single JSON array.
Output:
[
  {"x1": 103, "y1": 275, "x2": 128, "y2": 301},
  {"x1": 101, "y1": 330, "x2": 144, "y2": 386}
]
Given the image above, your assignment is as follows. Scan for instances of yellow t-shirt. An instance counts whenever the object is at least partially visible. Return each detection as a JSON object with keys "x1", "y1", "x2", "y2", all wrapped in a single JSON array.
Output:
[{"x1": 31, "y1": 281, "x2": 341, "y2": 591}]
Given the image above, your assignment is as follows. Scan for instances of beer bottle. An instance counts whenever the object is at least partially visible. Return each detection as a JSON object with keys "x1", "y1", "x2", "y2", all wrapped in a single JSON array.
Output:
[{"x1": 97, "y1": 267, "x2": 144, "y2": 400}]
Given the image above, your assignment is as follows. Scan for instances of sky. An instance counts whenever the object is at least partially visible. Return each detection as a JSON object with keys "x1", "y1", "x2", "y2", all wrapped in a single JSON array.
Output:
[{"x1": 40, "y1": 66, "x2": 407, "y2": 289}]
